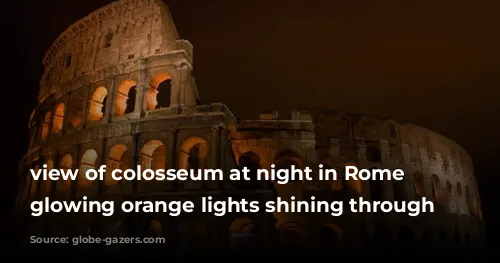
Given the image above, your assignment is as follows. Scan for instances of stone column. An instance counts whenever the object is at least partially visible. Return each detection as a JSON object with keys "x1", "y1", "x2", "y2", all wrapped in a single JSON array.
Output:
[{"x1": 172, "y1": 60, "x2": 194, "y2": 107}]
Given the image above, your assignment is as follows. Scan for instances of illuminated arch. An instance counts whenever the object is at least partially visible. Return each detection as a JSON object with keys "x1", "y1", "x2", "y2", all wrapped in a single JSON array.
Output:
[
  {"x1": 88, "y1": 86, "x2": 108, "y2": 121},
  {"x1": 344, "y1": 162, "x2": 362, "y2": 195},
  {"x1": 79, "y1": 149, "x2": 98, "y2": 187},
  {"x1": 58, "y1": 154, "x2": 73, "y2": 191},
  {"x1": 147, "y1": 72, "x2": 172, "y2": 110},
  {"x1": 105, "y1": 144, "x2": 130, "y2": 186},
  {"x1": 114, "y1": 80, "x2": 137, "y2": 116},
  {"x1": 178, "y1": 137, "x2": 209, "y2": 170},
  {"x1": 41, "y1": 112, "x2": 52, "y2": 141},
  {"x1": 431, "y1": 174, "x2": 441, "y2": 203},
  {"x1": 39, "y1": 160, "x2": 54, "y2": 197},
  {"x1": 140, "y1": 140, "x2": 166, "y2": 170},
  {"x1": 51, "y1": 103, "x2": 65, "y2": 134}
]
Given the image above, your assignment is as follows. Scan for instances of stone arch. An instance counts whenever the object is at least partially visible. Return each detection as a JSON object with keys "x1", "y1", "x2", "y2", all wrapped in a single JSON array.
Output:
[
  {"x1": 274, "y1": 149, "x2": 303, "y2": 183},
  {"x1": 140, "y1": 140, "x2": 166, "y2": 170},
  {"x1": 39, "y1": 160, "x2": 54, "y2": 197},
  {"x1": 431, "y1": 174, "x2": 441, "y2": 203},
  {"x1": 413, "y1": 171, "x2": 424, "y2": 197},
  {"x1": 41, "y1": 112, "x2": 51, "y2": 141},
  {"x1": 106, "y1": 144, "x2": 130, "y2": 186},
  {"x1": 178, "y1": 137, "x2": 209, "y2": 170},
  {"x1": 344, "y1": 162, "x2": 362, "y2": 195},
  {"x1": 318, "y1": 223, "x2": 343, "y2": 249},
  {"x1": 58, "y1": 154, "x2": 73, "y2": 191},
  {"x1": 79, "y1": 149, "x2": 98, "y2": 187},
  {"x1": 114, "y1": 80, "x2": 137, "y2": 116},
  {"x1": 148, "y1": 72, "x2": 172, "y2": 110},
  {"x1": 88, "y1": 86, "x2": 108, "y2": 121},
  {"x1": 229, "y1": 217, "x2": 255, "y2": 234},
  {"x1": 51, "y1": 103, "x2": 65, "y2": 134}
]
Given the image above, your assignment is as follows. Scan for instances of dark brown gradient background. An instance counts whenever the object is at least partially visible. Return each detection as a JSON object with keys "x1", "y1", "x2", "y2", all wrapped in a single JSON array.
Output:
[{"x1": 8, "y1": 0, "x2": 500, "y2": 250}]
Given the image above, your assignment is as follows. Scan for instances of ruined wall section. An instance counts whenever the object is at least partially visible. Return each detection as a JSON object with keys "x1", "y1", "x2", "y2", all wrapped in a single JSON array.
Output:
[{"x1": 39, "y1": 0, "x2": 181, "y2": 103}]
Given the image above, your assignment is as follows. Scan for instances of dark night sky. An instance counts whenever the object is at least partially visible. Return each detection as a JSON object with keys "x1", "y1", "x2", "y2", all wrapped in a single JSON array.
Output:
[{"x1": 11, "y1": 0, "x2": 499, "y2": 247}]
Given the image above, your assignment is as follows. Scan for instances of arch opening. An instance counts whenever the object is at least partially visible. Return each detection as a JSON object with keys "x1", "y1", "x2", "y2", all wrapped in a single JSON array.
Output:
[
  {"x1": 140, "y1": 140, "x2": 166, "y2": 170},
  {"x1": 51, "y1": 103, "x2": 65, "y2": 134},
  {"x1": 179, "y1": 137, "x2": 209, "y2": 171},
  {"x1": 114, "y1": 80, "x2": 137, "y2": 116},
  {"x1": 106, "y1": 144, "x2": 130, "y2": 186},
  {"x1": 79, "y1": 149, "x2": 98, "y2": 187},
  {"x1": 446, "y1": 181, "x2": 453, "y2": 211},
  {"x1": 88, "y1": 86, "x2": 108, "y2": 121},
  {"x1": 148, "y1": 72, "x2": 172, "y2": 110},
  {"x1": 235, "y1": 151, "x2": 263, "y2": 189}
]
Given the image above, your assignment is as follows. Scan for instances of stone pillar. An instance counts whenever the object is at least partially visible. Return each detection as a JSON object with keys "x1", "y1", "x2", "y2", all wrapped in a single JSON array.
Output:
[
  {"x1": 172, "y1": 60, "x2": 195, "y2": 107},
  {"x1": 78, "y1": 86, "x2": 90, "y2": 130}
]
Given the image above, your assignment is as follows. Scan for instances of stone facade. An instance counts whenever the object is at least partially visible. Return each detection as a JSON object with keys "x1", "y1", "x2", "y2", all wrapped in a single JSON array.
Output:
[{"x1": 12, "y1": 0, "x2": 484, "y2": 259}]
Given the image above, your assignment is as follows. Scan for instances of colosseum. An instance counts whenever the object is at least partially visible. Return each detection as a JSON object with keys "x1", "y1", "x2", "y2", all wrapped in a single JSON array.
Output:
[{"x1": 12, "y1": 0, "x2": 485, "y2": 259}]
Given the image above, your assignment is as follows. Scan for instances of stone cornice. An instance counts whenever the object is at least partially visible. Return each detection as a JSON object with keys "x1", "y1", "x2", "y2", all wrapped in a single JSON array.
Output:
[{"x1": 42, "y1": 0, "x2": 157, "y2": 66}]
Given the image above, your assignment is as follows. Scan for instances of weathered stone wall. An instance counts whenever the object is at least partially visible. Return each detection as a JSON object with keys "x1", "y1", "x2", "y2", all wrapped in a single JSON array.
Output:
[{"x1": 39, "y1": 0, "x2": 185, "y2": 104}]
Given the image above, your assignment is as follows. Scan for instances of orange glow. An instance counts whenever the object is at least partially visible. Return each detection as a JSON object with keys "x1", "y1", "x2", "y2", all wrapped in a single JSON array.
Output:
[
  {"x1": 106, "y1": 144, "x2": 130, "y2": 186},
  {"x1": 40, "y1": 112, "x2": 51, "y2": 141},
  {"x1": 114, "y1": 80, "x2": 136, "y2": 116},
  {"x1": 88, "y1": 86, "x2": 108, "y2": 121},
  {"x1": 413, "y1": 172, "x2": 424, "y2": 197},
  {"x1": 51, "y1": 103, "x2": 65, "y2": 134},
  {"x1": 79, "y1": 149, "x2": 98, "y2": 187},
  {"x1": 140, "y1": 140, "x2": 166, "y2": 170},
  {"x1": 179, "y1": 137, "x2": 208, "y2": 170},
  {"x1": 146, "y1": 72, "x2": 172, "y2": 110}
]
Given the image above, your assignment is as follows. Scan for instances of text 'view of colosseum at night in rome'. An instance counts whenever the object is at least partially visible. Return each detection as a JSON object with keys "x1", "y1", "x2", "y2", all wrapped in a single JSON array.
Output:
[{"x1": 7, "y1": 0, "x2": 500, "y2": 260}]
